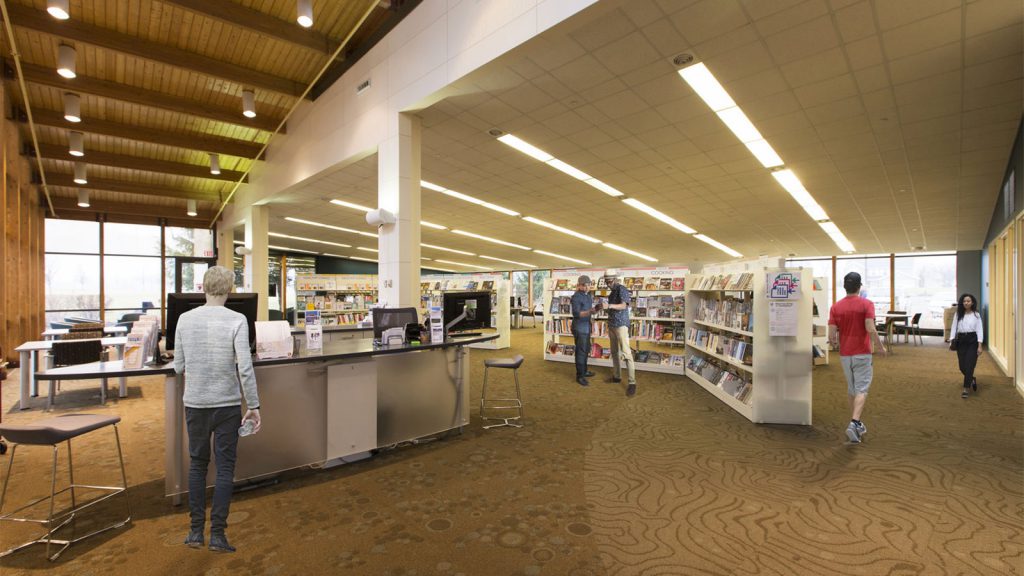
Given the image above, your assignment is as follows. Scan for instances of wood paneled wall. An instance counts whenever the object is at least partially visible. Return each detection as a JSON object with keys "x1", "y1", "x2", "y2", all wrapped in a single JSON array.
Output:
[{"x1": 1, "y1": 83, "x2": 46, "y2": 363}]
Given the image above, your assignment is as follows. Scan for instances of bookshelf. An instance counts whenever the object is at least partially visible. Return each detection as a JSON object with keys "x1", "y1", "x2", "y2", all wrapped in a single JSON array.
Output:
[
  {"x1": 684, "y1": 268, "x2": 813, "y2": 425},
  {"x1": 294, "y1": 274, "x2": 377, "y2": 328},
  {"x1": 420, "y1": 273, "x2": 510, "y2": 350},
  {"x1": 812, "y1": 276, "x2": 830, "y2": 366},
  {"x1": 542, "y1": 266, "x2": 689, "y2": 375}
]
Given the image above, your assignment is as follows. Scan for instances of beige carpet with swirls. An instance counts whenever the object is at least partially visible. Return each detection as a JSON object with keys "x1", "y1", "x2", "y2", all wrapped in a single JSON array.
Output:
[{"x1": 1, "y1": 328, "x2": 1021, "y2": 575}]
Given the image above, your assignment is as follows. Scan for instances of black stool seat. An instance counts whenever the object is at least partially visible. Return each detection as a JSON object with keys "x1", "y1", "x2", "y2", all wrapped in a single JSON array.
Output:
[
  {"x1": 0, "y1": 414, "x2": 121, "y2": 446},
  {"x1": 484, "y1": 355, "x2": 524, "y2": 369}
]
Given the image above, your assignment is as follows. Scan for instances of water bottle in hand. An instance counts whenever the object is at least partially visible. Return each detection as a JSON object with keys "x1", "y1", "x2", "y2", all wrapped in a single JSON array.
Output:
[{"x1": 238, "y1": 419, "x2": 257, "y2": 437}]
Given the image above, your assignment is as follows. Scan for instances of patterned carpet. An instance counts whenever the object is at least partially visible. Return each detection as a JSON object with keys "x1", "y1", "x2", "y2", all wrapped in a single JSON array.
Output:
[{"x1": 0, "y1": 327, "x2": 1021, "y2": 575}]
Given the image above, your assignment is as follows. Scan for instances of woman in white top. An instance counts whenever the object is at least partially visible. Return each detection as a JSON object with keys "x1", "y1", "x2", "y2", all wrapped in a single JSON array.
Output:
[{"x1": 949, "y1": 293, "x2": 983, "y2": 399}]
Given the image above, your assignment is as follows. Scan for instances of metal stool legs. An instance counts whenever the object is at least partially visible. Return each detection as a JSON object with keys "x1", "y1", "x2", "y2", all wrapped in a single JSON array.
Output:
[
  {"x1": 0, "y1": 424, "x2": 132, "y2": 561},
  {"x1": 480, "y1": 366, "x2": 524, "y2": 429}
]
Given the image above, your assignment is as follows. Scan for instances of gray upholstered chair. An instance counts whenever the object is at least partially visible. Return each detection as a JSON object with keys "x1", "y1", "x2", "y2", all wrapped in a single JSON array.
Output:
[{"x1": 0, "y1": 414, "x2": 131, "y2": 561}]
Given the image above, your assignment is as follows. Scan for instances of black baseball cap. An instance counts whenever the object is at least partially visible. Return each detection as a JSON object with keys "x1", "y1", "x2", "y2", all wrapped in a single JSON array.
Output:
[{"x1": 843, "y1": 272, "x2": 862, "y2": 292}]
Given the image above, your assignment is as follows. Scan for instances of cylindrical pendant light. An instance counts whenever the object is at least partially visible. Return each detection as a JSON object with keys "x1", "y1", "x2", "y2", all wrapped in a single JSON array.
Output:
[
  {"x1": 47, "y1": 0, "x2": 70, "y2": 20},
  {"x1": 77, "y1": 189, "x2": 89, "y2": 207},
  {"x1": 187, "y1": 199, "x2": 198, "y2": 217},
  {"x1": 297, "y1": 0, "x2": 313, "y2": 27},
  {"x1": 57, "y1": 44, "x2": 76, "y2": 79},
  {"x1": 209, "y1": 153, "x2": 221, "y2": 175},
  {"x1": 63, "y1": 92, "x2": 81, "y2": 122},
  {"x1": 68, "y1": 131, "x2": 84, "y2": 157},
  {"x1": 73, "y1": 161, "x2": 87, "y2": 184},
  {"x1": 242, "y1": 90, "x2": 256, "y2": 118}
]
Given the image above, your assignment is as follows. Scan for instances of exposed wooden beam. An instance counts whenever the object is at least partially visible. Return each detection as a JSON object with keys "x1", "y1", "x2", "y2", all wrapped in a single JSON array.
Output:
[
  {"x1": 50, "y1": 196, "x2": 217, "y2": 224},
  {"x1": 28, "y1": 109, "x2": 263, "y2": 159},
  {"x1": 47, "y1": 173, "x2": 222, "y2": 202},
  {"x1": 7, "y1": 4, "x2": 307, "y2": 98},
  {"x1": 33, "y1": 143, "x2": 248, "y2": 183},
  {"x1": 6, "y1": 60, "x2": 284, "y2": 133},
  {"x1": 159, "y1": 0, "x2": 340, "y2": 54}
]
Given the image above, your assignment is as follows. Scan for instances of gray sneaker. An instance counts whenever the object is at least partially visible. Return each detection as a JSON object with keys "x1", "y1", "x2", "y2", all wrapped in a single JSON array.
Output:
[
  {"x1": 845, "y1": 422, "x2": 861, "y2": 443},
  {"x1": 855, "y1": 422, "x2": 867, "y2": 437}
]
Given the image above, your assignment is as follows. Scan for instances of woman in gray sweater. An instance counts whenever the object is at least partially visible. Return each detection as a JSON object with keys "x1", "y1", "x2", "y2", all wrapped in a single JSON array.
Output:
[{"x1": 173, "y1": 266, "x2": 261, "y2": 553}]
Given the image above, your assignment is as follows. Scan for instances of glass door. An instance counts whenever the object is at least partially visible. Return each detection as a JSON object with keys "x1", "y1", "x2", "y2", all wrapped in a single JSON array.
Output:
[{"x1": 174, "y1": 258, "x2": 216, "y2": 293}]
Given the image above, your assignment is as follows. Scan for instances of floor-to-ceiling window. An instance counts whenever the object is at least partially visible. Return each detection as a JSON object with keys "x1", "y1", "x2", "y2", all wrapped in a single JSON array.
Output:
[
  {"x1": 893, "y1": 253, "x2": 957, "y2": 330},
  {"x1": 530, "y1": 270, "x2": 551, "y2": 313},
  {"x1": 511, "y1": 271, "x2": 529, "y2": 307},
  {"x1": 836, "y1": 255, "x2": 891, "y2": 311},
  {"x1": 103, "y1": 223, "x2": 163, "y2": 324},
  {"x1": 44, "y1": 220, "x2": 101, "y2": 325}
]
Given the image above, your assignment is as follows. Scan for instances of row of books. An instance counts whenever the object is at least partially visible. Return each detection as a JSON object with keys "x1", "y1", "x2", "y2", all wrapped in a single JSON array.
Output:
[
  {"x1": 685, "y1": 354, "x2": 751, "y2": 401},
  {"x1": 695, "y1": 297, "x2": 753, "y2": 331},
  {"x1": 553, "y1": 277, "x2": 685, "y2": 291},
  {"x1": 545, "y1": 341, "x2": 685, "y2": 366},
  {"x1": 299, "y1": 312, "x2": 367, "y2": 326},
  {"x1": 636, "y1": 350, "x2": 685, "y2": 366},
  {"x1": 295, "y1": 275, "x2": 376, "y2": 291},
  {"x1": 545, "y1": 318, "x2": 609, "y2": 337},
  {"x1": 690, "y1": 273, "x2": 754, "y2": 291},
  {"x1": 421, "y1": 280, "x2": 495, "y2": 292},
  {"x1": 296, "y1": 294, "x2": 374, "y2": 311},
  {"x1": 686, "y1": 328, "x2": 753, "y2": 365},
  {"x1": 545, "y1": 319, "x2": 685, "y2": 341},
  {"x1": 550, "y1": 296, "x2": 684, "y2": 319}
]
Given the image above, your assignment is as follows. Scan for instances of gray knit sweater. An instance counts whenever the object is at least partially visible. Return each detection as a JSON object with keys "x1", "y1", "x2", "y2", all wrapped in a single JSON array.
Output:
[{"x1": 173, "y1": 305, "x2": 260, "y2": 410}]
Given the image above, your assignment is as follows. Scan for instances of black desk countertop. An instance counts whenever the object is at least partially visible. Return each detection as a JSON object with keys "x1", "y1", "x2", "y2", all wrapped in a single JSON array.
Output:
[{"x1": 34, "y1": 334, "x2": 499, "y2": 381}]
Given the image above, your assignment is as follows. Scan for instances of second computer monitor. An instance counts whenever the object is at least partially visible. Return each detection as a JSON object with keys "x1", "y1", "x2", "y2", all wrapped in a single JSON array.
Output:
[{"x1": 443, "y1": 291, "x2": 492, "y2": 334}]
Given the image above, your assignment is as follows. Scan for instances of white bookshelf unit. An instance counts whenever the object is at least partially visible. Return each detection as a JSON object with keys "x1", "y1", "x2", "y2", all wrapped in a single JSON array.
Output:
[
  {"x1": 684, "y1": 268, "x2": 813, "y2": 425},
  {"x1": 420, "y1": 273, "x2": 510, "y2": 350},
  {"x1": 542, "y1": 266, "x2": 689, "y2": 375},
  {"x1": 294, "y1": 274, "x2": 377, "y2": 328},
  {"x1": 812, "y1": 276, "x2": 830, "y2": 366}
]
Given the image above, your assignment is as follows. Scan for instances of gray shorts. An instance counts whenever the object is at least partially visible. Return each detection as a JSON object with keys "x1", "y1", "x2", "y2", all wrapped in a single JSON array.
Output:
[{"x1": 841, "y1": 355, "x2": 873, "y2": 395}]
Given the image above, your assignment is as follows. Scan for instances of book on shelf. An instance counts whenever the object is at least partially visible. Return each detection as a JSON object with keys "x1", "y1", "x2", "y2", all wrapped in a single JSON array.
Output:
[
  {"x1": 644, "y1": 280, "x2": 659, "y2": 290},
  {"x1": 481, "y1": 280, "x2": 494, "y2": 290},
  {"x1": 555, "y1": 279, "x2": 570, "y2": 290},
  {"x1": 659, "y1": 278, "x2": 673, "y2": 290},
  {"x1": 672, "y1": 277, "x2": 685, "y2": 290}
]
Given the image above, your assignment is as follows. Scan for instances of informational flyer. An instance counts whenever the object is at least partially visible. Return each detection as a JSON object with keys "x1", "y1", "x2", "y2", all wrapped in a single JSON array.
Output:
[
  {"x1": 768, "y1": 301, "x2": 799, "y2": 336},
  {"x1": 305, "y1": 324, "x2": 323, "y2": 351}
]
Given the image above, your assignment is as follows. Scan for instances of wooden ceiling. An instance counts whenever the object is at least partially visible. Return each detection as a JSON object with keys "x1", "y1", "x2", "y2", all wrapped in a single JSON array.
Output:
[{"x1": 1, "y1": 0, "x2": 416, "y2": 227}]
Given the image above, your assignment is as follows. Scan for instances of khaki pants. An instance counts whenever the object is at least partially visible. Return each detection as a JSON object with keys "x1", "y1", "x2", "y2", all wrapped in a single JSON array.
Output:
[{"x1": 608, "y1": 325, "x2": 635, "y2": 385}]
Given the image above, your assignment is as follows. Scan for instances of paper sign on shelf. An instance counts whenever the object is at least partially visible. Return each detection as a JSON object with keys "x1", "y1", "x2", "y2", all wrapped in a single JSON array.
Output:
[{"x1": 305, "y1": 324, "x2": 322, "y2": 351}]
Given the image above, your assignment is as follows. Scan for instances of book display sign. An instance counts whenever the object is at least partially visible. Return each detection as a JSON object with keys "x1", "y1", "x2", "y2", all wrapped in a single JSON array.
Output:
[{"x1": 766, "y1": 271, "x2": 800, "y2": 337}]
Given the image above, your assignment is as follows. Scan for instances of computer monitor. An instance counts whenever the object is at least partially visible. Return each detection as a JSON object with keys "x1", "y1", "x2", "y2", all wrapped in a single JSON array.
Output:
[
  {"x1": 443, "y1": 291, "x2": 491, "y2": 336},
  {"x1": 165, "y1": 292, "x2": 259, "y2": 351},
  {"x1": 371, "y1": 307, "x2": 420, "y2": 342}
]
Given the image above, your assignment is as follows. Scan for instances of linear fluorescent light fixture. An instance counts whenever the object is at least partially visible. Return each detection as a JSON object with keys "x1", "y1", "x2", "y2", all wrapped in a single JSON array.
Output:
[
  {"x1": 479, "y1": 255, "x2": 536, "y2": 268},
  {"x1": 771, "y1": 169, "x2": 829, "y2": 221},
  {"x1": 420, "y1": 243, "x2": 475, "y2": 256},
  {"x1": 349, "y1": 256, "x2": 378, "y2": 263},
  {"x1": 532, "y1": 249, "x2": 591, "y2": 266},
  {"x1": 522, "y1": 216, "x2": 601, "y2": 243},
  {"x1": 285, "y1": 216, "x2": 378, "y2": 238},
  {"x1": 819, "y1": 221, "x2": 855, "y2": 253},
  {"x1": 602, "y1": 242, "x2": 657, "y2": 262},
  {"x1": 269, "y1": 244, "x2": 318, "y2": 254},
  {"x1": 356, "y1": 247, "x2": 378, "y2": 253},
  {"x1": 622, "y1": 198, "x2": 696, "y2": 235},
  {"x1": 451, "y1": 229, "x2": 531, "y2": 251},
  {"x1": 693, "y1": 234, "x2": 742, "y2": 258},
  {"x1": 435, "y1": 259, "x2": 492, "y2": 270},
  {"x1": 743, "y1": 139, "x2": 783, "y2": 169},
  {"x1": 330, "y1": 199, "x2": 373, "y2": 212},
  {"x1": 269, "y1": 231, "x2": 351, "y2": 248},
  {"x1": 425, "y1": 266, "x2": 457, "y2": 272},
  {"x1": 421, "y1": 220, "x2": 447, "y2": 230},
  {"x1": 678, "y1": 62, "x2": 735, "y2": 112},
  {"x1": 421, "y1": 180, "x2": 520, "y2": 216},
  {"x1": 496, "y1": 135, "x2": 623, "y2": 197}
]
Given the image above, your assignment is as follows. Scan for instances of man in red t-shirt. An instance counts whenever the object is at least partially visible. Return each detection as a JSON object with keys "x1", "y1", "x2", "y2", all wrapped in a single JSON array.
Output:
[{"x1": 828, "y1": 272, "x2": 887, "y2": 443}]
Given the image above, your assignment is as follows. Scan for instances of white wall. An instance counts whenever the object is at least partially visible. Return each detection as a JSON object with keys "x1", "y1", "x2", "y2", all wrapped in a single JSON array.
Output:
[{"x1": 222, "y1": 0, "x2": 599, "y2": 227}]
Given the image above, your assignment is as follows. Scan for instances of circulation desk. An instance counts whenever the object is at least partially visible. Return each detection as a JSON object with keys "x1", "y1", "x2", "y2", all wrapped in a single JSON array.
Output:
[{"x1": 34, "y1": 334, "x2": 497, "y2": 503}]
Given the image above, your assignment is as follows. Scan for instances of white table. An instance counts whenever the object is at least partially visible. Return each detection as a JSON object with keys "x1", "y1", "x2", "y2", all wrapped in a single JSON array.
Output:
[
  {"x1": 879, "y1": 313, "x2": 909, "y2": 352},
  {"x1": 42, "y1": 326, "x2": 128, "y2": 340},
  {"x1": 510, "y1": 307, "x2": 522, "y2": 329},
  {"x1": 14, "y1": 337, "x2": 128, "y2": 410}
]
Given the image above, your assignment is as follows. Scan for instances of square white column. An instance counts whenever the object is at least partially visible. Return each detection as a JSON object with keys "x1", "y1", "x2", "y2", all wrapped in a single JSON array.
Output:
[
  {"x1": 377, "y1": 113, "x2": 422, "y2": 307},
  {"x1": 244, "y1": 205, "x2": 270, "y2": 320}
]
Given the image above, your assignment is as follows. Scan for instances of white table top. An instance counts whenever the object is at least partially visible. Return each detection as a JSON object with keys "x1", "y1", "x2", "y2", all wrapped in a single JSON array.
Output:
[
  {"x1": 16, "y1": 337, "x2": 129, "y2": 352},
  {"x1": 43, "y1": 326, "x2": 128, "y2": 337}
]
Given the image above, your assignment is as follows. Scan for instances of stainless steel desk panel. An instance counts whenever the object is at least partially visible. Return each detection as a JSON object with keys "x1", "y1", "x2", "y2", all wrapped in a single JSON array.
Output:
[{"x1": 376, "y1": 346, "x2": 470, "y2": 446}]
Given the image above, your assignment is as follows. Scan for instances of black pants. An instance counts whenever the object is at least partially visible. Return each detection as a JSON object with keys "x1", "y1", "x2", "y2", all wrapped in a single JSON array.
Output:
[
  {"x1": 185, "y1": 405, "x2": 242, "y2": 535},
  {"x1": 955, "y1": 333, "x2": 979, "y2": 388},
  {"x1": 573, "y1": 330, "x2": 591, "y2": 378}
]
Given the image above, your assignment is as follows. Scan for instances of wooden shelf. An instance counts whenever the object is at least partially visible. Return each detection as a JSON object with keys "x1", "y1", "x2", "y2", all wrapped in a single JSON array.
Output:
[{"x1": 686, "y1": 368, "x2": 753, "y2": 418}]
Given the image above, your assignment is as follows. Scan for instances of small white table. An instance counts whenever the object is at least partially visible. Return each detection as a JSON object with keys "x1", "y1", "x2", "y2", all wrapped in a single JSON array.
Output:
[
  {"x1": 42, "y1": 326, "x2": 128, "y2": 340},
  {"x1": 14, "y1": 337, "x2": 128, "y2": 410},
  {"x1": 880, "y1": 313, "x2": 909, "y2": 352},
  {"x1": 510, "y1": 307, "x2": 522, "y2": 329}
]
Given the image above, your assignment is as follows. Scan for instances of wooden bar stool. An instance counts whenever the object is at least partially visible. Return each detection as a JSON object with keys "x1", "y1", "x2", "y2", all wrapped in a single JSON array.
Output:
[
  {"x1": 480, "y1": 355, "x2": 525, "y2": 429},
  {"x1": 0, "y1": 414, "x2": 132, "y2": 561}
]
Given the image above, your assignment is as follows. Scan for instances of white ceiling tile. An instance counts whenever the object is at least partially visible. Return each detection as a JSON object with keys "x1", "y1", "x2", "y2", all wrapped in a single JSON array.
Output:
[
  {"x1": 888, "y1": 41, "x2": 962, "y2": 85},
  {"x1": 692, "y1": 24, "x2": 762, "y2": 60},
  {"x1": 568, "y1": 8, "x2": 639, "y2": 52},
  {"x1": 843, "y1": 35, "x2": 885, "y2": 70},
  {"x1": 893, "y1": 70, "x2": 962, "y2": 107},
  {"x1": 579, "y1": 77, "x2": 631, "y2": 102},
  {"x1": 966, "y1": 22, "x2": 1024, "y2": 66},
  {"x1": 875, "y1": 0, "x2": 961, "y2": 31},
  {"x1": 668, "y1": 0, "x2": 749, "y2": 46},
  {"x1": 640, "y1": 18, "x2": 691, "y2": 59},
  {"x1": 834, "y1": 1, "x2": 877, "y2": 42},
  {"x1": 742, "y1": 90, "x2": 805, "y2": 122},
  {"x1": 860, "y1": 88, "x2": 897, "y2": 112},
  {"x1": 780, "y1": 48, "x2": 850, "y2": 88},
  {"x1": 551, "y1": 54, "x2": 615, "y2": 92},
  {"x1": 704, "y1": 43, "x2": 777, "y2": 84},
  {"x1": 965, "y1": 0, "x2": 1023, "y2": 38},
  {"x1": 725, "y1": 69, "x2": 791, "y2": 103},
  {"x1": 897, "y1": 94, "x2": 961, "y2": 123},
  {"x1": 753, "y1": 0, "x2": 830, "y2": 37},
  {"x1": 620, "y1": 0, "x2": 666, "y2": 28},
  {"x1": 763, "y1": 16, "x2": 841, "y2": 64},
  {"x1": 853, "y1": 65, "x2": 891, "y2": 93},
  {"x1": 964, "y1": 53, "x2": 1024, "y2": 89},
  {"x1": 793, "y1": 75, "x2": 859, "y2": 108},
  {"x1": 881, "y1": 8, "x2": 962, "y2": 60},
  {"x1": 592, "y1": 31, "x2": 664, "y2": 76},
  {"x1": 965, "y1": 79, "x2": 1023, "y2": 111}
]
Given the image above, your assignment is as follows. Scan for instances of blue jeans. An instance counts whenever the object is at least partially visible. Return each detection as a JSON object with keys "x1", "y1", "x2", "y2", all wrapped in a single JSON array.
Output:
[
  {"x1": 573, "y1": 330, "x2": 591, "y2": 377},
  {"x1": 185, "y1": 406, "x2": 242, "y2": 535}
]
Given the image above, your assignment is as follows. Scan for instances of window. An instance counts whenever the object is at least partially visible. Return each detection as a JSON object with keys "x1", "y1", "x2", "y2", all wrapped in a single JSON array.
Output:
[
  {"x1": 530, "y1": 270, "x2": 551, "y2": 312},
  {"x1": 785, "y1": 257, "x2": 832, "y2": 294},
  {"x1": 45, "y1": 254, "x2": 100, "y2": 325},
  {"x1": 894, "y1": 253, "x2": 956, "y2": 330},
  {"x1": 511, "y1": 271, "x2": 529, "y2": 306},
  {"x1": 837, "y1": 256, "x2": 890, "y2": 311},
  {"x1": 165, "y1": 227, "x2": 215, "y2": 258},
  {"x1": 104, "y1": 222, "x2": 161, "y2": 256},
  {"x1": 45, "y1": 219, "x2": 99, "y2": 254},
  {"x1": 104, "y1": 255, "x2": 162, "y2": 317}
]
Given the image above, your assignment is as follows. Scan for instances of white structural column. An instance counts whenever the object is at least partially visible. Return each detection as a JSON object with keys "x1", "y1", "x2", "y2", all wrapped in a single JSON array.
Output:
[
  {"x1": 216, "y1": 225, "x2": 233, "y2": 270},
  {"x1": 245, "y1": 205, "x2": 270, "y2": 320},
  {"x1": 377, "y1": 113, "x2": 422, "y2": 307}
]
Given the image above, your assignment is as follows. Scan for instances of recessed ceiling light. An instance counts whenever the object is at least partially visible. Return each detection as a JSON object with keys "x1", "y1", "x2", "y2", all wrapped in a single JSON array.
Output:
[
  {"x1": 47, "y1": 0, "x2": 70, "y2": 19},
  {"x1": 451, "y1": 229, "x2": 531, "y2": 250}
]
